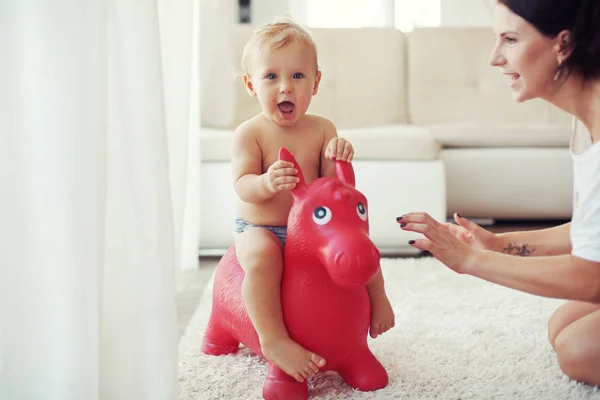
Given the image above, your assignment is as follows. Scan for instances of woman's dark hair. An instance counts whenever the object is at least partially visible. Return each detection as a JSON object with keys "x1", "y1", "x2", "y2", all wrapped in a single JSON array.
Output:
[{"x1": 499, "y1": 0, "x2": 600, "y2": 80}]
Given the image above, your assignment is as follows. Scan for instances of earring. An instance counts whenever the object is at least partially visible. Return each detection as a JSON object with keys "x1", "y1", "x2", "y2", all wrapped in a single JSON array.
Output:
[{"x1": 554, "y1": 59, "x2": 562, "y2": 81}]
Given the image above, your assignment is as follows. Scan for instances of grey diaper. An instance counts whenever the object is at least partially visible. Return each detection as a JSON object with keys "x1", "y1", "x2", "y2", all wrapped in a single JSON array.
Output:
[{"x1": 233, "y1": 216, "x2": 287, "y2": 245}]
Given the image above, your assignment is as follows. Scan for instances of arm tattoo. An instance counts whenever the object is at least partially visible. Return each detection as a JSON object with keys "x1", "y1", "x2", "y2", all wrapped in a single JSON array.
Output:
[{"x1": 502, "y1": 243, "x2": 534, "y2": 257}]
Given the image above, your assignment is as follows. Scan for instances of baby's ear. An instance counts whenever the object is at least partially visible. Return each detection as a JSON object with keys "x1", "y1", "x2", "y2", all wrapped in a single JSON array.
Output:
[
  {"x1": 243, "y1": 73, "x2": 257, "y2": 97},
  {"x1": 312, "y1": 70, "x2": 322, "y2": 95},
  {"x1": 278, "y1": 147, "x2": 307, "y2": 193},
  {"x1": 335, "y1": 160, "x2": 355, "y2": 187}
]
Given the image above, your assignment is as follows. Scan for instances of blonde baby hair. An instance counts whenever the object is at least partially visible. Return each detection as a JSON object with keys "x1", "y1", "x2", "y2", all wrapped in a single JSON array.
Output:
[{"x1": 241, "y1": 15, "x2": 319, "y2": 74}]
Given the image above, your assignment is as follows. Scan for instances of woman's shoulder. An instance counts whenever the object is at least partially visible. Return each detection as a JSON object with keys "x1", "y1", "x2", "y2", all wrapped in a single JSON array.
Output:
[{"x1": 571, "y1": 118, "x2": 594, "y2": 155}]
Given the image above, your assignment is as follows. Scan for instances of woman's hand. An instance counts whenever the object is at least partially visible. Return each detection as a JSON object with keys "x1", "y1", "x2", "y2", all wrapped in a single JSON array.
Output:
[
  {"x1": 443, "y1": 213, "x2": 499, "y2": 252},
  {"x1": 397, "y1": 212, "x2": 481, "y2": 273}
]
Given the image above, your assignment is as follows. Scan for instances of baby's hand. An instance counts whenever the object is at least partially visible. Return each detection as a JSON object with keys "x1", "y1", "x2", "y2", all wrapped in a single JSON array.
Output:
[
  {"x1": 264, "y1": 160, "x2": 299, "y2": 193},
  {"x1": 325, "y1": 137, "x2": 354, "y2": 162}
]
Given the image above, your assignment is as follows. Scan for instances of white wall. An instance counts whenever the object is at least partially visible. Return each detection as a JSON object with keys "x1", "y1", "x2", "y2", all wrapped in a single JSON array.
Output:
[
  {"x1": 200, "y1": 0, "x2": 237, "y2": 128},
  {"x1": 247, "y1": 0, "x2": 496, "y2": 29},
  {"x1": 249, "y1": 0, "x2": 396, "y2": 28},
  {"x1": 251, "y1": 0, "x2": 288, "y2": 25},
  {"x1": 440, "y1": 0, "x2": 495, "y2": 27},
  {"x1": 306, "y1": 0, "x2": 396, "y2": 28},
  {"x1": 250, "y1": 0, "x2": 308, "y2": 26},
  {"x1": 396, "y1": 0, "x2": 440, "y2": 30}
]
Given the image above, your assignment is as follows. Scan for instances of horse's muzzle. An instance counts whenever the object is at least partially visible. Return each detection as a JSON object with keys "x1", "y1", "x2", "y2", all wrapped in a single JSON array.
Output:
[{"x1": 324, "y1": 237, "x2": 381, "y2": 289}]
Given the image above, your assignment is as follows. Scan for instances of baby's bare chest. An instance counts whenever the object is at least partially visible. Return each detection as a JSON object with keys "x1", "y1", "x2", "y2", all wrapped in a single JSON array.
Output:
[{"x1": 260, "y1": 132, "x2": 324, "y2": 182}]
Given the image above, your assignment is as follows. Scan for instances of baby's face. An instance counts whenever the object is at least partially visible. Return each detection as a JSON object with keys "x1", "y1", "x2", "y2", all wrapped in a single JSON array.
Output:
[{"x1": 244, "y1": 40, "x2": 321, "y2": 127}]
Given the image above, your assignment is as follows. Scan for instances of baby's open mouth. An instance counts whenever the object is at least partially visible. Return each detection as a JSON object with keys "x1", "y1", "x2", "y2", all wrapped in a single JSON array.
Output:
[{"x1": 278, "y1": 101, "x2": 295, "y2": 114}]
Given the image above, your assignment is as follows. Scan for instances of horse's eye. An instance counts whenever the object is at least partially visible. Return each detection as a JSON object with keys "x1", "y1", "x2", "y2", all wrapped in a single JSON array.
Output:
[
  {"x1": 357, "y1": 202, "x2": 367, "y2": 221},
  {"x1": 313, "y1": 206, "x2": 332, "y2": 225}
]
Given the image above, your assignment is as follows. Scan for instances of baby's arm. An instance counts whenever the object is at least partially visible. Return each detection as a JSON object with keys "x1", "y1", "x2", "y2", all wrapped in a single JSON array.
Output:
[
  {"x1": 232, "y1": 124, "x2": 298, "y2": 203},
  {"x1": 319, "y1": 119, "x2": 340, "y2": 178},
  {"x1": 232, "y1": 124, "x2": 273, "y2": 203},
  {"x1": 319, "y1": 119, "x2": 354, "y2": 178}
]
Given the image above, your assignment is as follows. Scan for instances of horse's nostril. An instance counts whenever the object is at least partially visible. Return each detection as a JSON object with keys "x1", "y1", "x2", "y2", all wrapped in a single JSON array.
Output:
[
  {"x1": 334, "y1": 252, "x2": 348, "y2": 266},
  {"x1": 334, "y1": 250, "x2": 379, "y2": 268}
]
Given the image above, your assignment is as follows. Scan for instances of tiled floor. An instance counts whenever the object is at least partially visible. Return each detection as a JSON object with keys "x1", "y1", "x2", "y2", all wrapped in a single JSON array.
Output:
[{"x1": 176, "y1": 220, "x2": 566, "y2": 337}]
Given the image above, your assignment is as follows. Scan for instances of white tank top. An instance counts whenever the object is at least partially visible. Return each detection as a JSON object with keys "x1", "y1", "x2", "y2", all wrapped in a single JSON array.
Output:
[{"x1": 570, "y1": 119, "x2": 600, "y2": 262}]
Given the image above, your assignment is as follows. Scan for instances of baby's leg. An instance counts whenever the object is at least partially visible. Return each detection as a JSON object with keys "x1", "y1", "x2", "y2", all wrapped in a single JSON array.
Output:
[
  {"x1": 366, "y1": 267, "x2": 395, "y2": 338},
  {"x1": 549, "y1": 301, "x2": 600, "y2": 385},
  {"x1": 236, "y1": 227, "x2": 325, "y2": 382}
]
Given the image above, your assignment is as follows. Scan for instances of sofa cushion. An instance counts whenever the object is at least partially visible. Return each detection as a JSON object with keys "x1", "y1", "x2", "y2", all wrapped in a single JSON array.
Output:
[
  {"x1": 428, "y1": 123, "x2": 571, "y2": 148},
  {"x1": 199, "y1": 125, "x2": 439, "y2": 162},
  {"x1": 407, "y1": 27, "x2": 573, "y2": 127},
  {"x1": 339, "y1": 125, "x2": 439, "y2": 160},
  {"x1": 442, "y1": 147, "x2": 573, "y2": 219}
]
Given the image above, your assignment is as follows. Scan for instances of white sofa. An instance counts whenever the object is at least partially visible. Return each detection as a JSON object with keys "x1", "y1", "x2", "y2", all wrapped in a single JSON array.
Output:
[
  {"x1": 198, "y1": 25, "x2": 574, "y2": 255},
  {"x1": 407, "y1": 28, "x2": 573, "y2": 220},
  {"x1": 199, "y1": 125, "x2": 445, "y2": 256}
]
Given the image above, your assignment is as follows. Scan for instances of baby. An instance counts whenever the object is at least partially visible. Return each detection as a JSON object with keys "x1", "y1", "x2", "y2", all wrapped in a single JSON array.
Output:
[{"x1": 231, "y1": 16, "x2": 395, "y2": 383}]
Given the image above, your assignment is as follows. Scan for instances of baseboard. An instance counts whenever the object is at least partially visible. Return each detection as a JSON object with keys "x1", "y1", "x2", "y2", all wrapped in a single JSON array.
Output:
[
  {"x1": 446, "y1": 217, "x2": 495, "y2": 226},
  {"x1": 199, "y1": 246, "x2": 424, "y2": 259},
  {"x1": 198, "y1": 248, "x2": 230, "y2": 257}
]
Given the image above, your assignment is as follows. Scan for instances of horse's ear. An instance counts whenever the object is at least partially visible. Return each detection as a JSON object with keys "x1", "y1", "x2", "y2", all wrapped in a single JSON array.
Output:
[
  {"x1": 335, "y1": 160, "x2": 355, "y2": 187},
  {"x1": 278, "y1": 147, "x2": 307, "y2": 193}
]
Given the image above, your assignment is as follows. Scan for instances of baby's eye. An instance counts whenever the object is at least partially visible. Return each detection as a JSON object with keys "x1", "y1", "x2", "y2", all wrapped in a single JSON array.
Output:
[
  {"x1": 266, "y1": 73, "x2": 277, "y2": 79},
  {"x1": 293, "y1": 72, "x2": 304, "y2": 79}
]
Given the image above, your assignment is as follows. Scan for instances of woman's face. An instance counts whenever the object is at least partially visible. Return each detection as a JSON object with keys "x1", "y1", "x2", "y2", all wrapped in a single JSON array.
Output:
[{"x1": 489, "y1": 3, "x2": 562, "y2": 102}]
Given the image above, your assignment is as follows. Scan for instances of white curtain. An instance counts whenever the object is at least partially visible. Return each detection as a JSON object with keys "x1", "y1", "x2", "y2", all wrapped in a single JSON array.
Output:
[{"x1": 0, "y1": 0, "x2": 200, "y2": 399}]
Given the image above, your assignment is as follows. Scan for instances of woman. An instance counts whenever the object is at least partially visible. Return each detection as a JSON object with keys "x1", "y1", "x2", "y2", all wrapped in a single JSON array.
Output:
[{"x1": 399, "y1": 0, "x2": 600, "y2": 386}]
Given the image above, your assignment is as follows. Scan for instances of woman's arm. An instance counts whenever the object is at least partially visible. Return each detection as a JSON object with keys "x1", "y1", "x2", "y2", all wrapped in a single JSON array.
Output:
[
  {"x1": 492, "y1": 222, "x2": 572, "y2": 257},
  {"x1": 446, "y1": 215, "x2": 571, "y2": 257},
  {"x1": 466, "y1": 251, "x2": 600, "y2": 303},
  {"x1": 401, "y1": 213, "x2": 599, "y2": 303}
]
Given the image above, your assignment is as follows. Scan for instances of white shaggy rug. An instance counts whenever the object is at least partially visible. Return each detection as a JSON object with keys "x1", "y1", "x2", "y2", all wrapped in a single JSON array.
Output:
[{"x1": 179, "y1": 257, "x2": 600, "y2": 399}]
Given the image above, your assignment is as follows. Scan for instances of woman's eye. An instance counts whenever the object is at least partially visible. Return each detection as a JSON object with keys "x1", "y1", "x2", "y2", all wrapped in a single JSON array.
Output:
[
  {"x1": 293, "y1": 73, "x2": 304, "y2": 79},
  {"x1": 505, "y1": 37, "x2": 517, "y2": 44}
]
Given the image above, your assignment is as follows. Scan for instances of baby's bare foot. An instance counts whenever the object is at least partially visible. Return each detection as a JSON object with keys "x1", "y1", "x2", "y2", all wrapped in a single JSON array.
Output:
[
  {"x1": 369, "y1": 293, "x2": 395, "y2": 339},
  {"x1": 261, "y1": 337, "x2": 326, "y2": 383}
]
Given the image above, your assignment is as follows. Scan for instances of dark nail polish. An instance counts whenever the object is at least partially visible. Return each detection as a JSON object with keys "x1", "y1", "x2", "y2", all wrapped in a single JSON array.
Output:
[
  {"x1": 408, "y1": 240, "x2": 415, "y2": 244},
  {"x1": 400, "y1": 223, "x2": 407, "y2": 227},
  {"x1": 456, "y1": 213, "x2": 463, "y2": 218},
  {"x1": 396, "y1": 216, "x2": 403, "y2": 222}
]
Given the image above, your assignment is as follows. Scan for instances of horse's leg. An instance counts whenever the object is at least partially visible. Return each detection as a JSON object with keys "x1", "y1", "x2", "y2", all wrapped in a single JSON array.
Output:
[
  {"x1": 201, "y1": 312, "x2": 240, "y2": 355},
  {"x1": 263, "y1": 362, "x2": 308, "y2": 400},
  {"x1": 337, "y1": 349, "x2": 388, "y2": 392}
]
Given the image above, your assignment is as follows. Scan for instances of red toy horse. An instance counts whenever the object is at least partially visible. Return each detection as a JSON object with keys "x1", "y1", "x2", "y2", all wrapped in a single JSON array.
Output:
[{"x1": 201, "y1": 148, "x2": 388, "y2": 399}]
